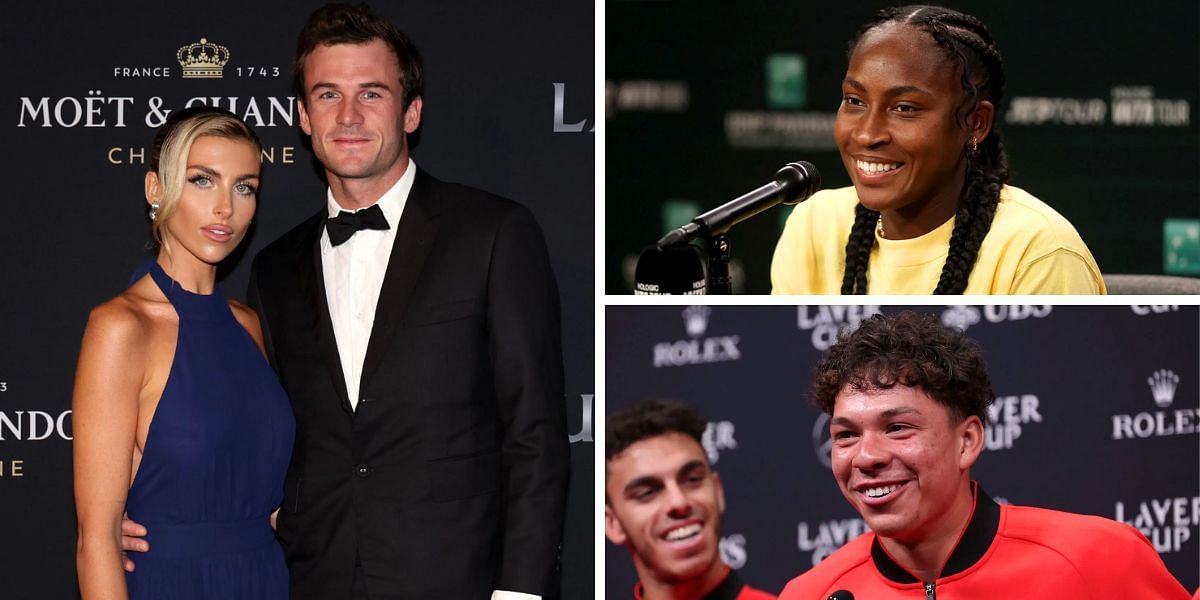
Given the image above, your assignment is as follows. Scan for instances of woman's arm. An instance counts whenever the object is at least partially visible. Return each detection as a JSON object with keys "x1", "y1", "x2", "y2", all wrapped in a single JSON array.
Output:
[{"x1": 73, "y1": 301, "x2": 146, "y2": 600}]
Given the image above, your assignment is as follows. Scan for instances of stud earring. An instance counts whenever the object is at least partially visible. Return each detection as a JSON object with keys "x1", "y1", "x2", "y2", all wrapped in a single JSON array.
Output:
[{"x1": 149, "y1": 201, "x2": 160, "y2": 221}]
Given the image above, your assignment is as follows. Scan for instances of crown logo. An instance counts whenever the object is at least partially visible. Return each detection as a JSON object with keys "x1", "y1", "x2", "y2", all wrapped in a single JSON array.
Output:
[
  {"x1": 682, "y1": 306, "x2": 711, "y2": 338},
  {"x1": 177, "y1": 37, "x2": 230, "y2": 79},
  {"x1": 1147, "y1": 369, "x2": 1179, "y2": 408}
]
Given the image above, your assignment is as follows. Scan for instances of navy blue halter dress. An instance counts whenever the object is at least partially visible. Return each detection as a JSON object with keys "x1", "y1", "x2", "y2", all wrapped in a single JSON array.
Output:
[{"x1": 124, "y1": 262, "x2": 295, "y2": 599}]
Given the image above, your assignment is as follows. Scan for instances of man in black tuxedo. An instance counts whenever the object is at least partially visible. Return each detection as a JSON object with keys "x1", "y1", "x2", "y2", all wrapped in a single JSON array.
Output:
[
  {"x1": 124, "y1": 4, "x2": 568, "y2": 599},
  {"x1": 254, "y1": 5, "x2": 568, "y2": 599}
]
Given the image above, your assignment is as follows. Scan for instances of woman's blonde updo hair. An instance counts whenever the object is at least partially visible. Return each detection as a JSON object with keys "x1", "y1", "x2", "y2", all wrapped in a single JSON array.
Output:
[{"x1": 148, "y1": 106, "x2": 262, "y2": 249}]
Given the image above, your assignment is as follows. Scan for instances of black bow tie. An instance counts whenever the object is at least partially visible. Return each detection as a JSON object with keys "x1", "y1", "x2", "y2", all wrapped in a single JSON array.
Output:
[{"x1": 326, "y1": 204, "x2": 390, "y2": 246}]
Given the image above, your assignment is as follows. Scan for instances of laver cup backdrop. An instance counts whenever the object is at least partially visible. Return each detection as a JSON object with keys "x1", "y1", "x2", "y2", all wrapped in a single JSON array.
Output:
[
  {"x1": 606, "y1": 0, "x2": 1200, "y2": 293},
  {"x1": 0, "y1": 1, "x2": 594, "y2": 597},
  {"x1": 605, "y1": 305, "x2": 1200, "y2": 593}
]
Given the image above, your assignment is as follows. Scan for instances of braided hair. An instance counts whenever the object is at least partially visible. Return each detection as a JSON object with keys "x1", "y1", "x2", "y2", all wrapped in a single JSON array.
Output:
[{"x1": 840, "y1": 5, "x2": 1010, "y2": 295}]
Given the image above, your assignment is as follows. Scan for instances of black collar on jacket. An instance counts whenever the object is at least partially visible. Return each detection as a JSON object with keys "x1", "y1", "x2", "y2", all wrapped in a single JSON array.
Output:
[{"x1": 870, "y1": 481, "x2": 1002, "y2": 584}]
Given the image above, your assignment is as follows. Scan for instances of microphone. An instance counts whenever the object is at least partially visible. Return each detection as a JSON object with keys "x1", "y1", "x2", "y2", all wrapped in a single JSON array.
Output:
[
  {"x1": 657, "y1": 161, "x2": 821, "y2": 248},
  {"x1": 634, "y1": 243, "x2": 707, "y2": 295},
  {"x1": 828, "y1": 591, "x2": 854, "y2": 600}
]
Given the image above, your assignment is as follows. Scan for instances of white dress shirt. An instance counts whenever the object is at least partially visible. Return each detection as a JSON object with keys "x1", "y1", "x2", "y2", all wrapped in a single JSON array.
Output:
[
  {"x1": 320, "y1": 160, "x2": 540, "y2": 600},
  {"x1": 320, "y1": 159, "x2": 415, "y2": 411}
]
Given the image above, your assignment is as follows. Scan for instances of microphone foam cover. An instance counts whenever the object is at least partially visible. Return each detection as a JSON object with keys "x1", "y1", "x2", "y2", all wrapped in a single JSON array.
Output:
[{"x1": 634, "y1": 244, "x2": 707, "y2": 295}]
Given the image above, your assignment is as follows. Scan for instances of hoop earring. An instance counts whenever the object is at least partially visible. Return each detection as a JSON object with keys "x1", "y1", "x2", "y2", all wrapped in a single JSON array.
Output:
[{"x1": 149, "y1": 202, "x2": 160, "y2": 221}]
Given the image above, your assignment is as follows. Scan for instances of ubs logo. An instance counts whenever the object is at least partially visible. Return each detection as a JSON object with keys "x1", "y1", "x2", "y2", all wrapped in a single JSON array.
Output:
[{"x1": 942, "y1": 305, "x2": 1052, "y2": 331}]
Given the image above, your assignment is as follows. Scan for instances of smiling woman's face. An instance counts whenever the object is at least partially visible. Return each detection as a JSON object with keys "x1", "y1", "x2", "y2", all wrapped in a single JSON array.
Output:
[{"x1": 834, "y1": 22, "x2": 972, "y2": 222}]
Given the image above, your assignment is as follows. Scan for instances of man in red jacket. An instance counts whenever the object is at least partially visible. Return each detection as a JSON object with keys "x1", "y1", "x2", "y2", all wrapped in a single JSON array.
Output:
[
  {"x1": 606, "y1": 399, "x2": 776, "y2": 600},
  {"x1": 780, "y1": 311, "x2": 1191, "y2": 599}
]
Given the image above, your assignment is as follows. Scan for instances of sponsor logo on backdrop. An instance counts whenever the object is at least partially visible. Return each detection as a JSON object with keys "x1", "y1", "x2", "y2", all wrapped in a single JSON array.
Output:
[
  {"x1": 796, "y1": 305, "x2": 881, "y2": 351},
  {"x1": 1165, "y1": 219, "x2": 1200, "y2": 275},
  {"x1": 942, "y1": 305, "x2": 1052, "y2": 331},
  {"x1": 0, "y1": 378, "x2": 19, "y2": 478},
  {"x1": 1115, "y1": 496, "x2": 1199, "y2": 553},
  {"x1": 605, "y1": 80, "x2": 690, "y2": 118},
  {"x1": 720, "y1": 533, "x2": 748, "y2": 569},
  {"x1": 813, "y1": 392, "x2": 1043, "y2": 456},
  {"x1": 1112, "y1": 369, "x2": 1198, "y2": 439},
  {"x1": 0, "y1": 379, "x2": 72, "y2": 477},
  {"x1": 985, "y1": 394, "x2": 1043, "y2": 450},
  {"x1": 553, "y1": 83, "x2": 593, "y2": 133},
  {"x1": 178, "y1": 38, "x2": 230, "y2": 79},
  {"x1": 798, "y1": 516, "x2": 870, "y2": 566},
  {"x1": 941, "y1": 305, "x2": 981, "y2": 330},
  {"x1": 725, "y1": 54, "x2": 836, "y2": 150},
  {"x1": 702, "y1": 420, "x2": 737, "y2": 465},
  {"x1": 568, "y1": 394, "x2": 594, "y2": 443},
  {"x1": 1006, "y1": 86, "x2": 1190, "y2": 127},
  {"x1": 725, "y1": 111, "x2": 836, "y2": 150},
  {"x1": 812, "y1": 413, "x2": 833, "y2": 468},
  {"x1": 1149, "y1": 370, "x2": 1180, "y2": 408},
  {"x1": 1131, "y1": 305, "x2": 1180, "y2": 316},
  {"x1": 653, "y1": 306, "x2": 742, "y2": 368},
  {"x1": 17, "y1": 36, "x2": 297, "y2": 165},
  {"x1": 0, "y1": 410, "x2": 72, "y2": 442}
]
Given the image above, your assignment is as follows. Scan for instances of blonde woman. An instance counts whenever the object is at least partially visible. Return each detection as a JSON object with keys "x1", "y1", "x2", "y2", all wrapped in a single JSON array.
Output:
[{"x1": 73, "y1": 106, "x2": 292, "y2": 599}]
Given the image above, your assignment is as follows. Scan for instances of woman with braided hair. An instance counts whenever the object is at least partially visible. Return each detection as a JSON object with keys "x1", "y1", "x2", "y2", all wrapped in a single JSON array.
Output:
[{"x1": 771, "y1": 5, "x2": 1105, "y2": 294}]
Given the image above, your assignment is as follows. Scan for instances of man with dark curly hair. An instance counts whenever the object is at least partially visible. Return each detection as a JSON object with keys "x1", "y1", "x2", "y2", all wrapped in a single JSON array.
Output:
[
  {"x1": 781, "y1": 311, "x2": 1190, "y2": 599},
  {"x1": 606, "y1": 399, "x2": 775, "y2": 600}
]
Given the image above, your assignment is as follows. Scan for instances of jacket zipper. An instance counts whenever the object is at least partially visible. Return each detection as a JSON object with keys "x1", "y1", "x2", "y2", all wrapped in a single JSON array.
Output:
[{"x1": 924, "y1": 581, "x2": 936, "y2": 599}]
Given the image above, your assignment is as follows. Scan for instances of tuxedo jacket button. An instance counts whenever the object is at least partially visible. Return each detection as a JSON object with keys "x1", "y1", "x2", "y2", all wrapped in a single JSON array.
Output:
[{"x1": 356, "y1": 464, "x2": 371, "y2": 478}]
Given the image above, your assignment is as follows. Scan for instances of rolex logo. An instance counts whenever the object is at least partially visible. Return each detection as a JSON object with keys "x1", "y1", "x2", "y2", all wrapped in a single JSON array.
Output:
[
  {"x1": 1147, "y1": 369, "x2": 1179, "y2": 408},
  {"x1": 682, "y1": 305, "x2": 711, "y2": 338},
  {"x1": 177, "y1": 37, "x2": 230, "y2": 79}
]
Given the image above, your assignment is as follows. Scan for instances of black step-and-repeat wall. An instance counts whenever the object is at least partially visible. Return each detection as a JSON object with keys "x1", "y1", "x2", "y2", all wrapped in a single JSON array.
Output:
[
  {"x1": 605, "y1": 305, "x2": 1199, "y2": 594},
  {"x1": 606, "y1": 0, "x2": 1200, "y2": 293},
  {"x1": 0, "y1": 1, "x2": 594, "y2": 597}
]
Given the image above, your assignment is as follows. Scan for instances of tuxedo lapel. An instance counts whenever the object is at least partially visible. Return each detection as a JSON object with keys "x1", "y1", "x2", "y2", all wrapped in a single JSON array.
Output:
[
  {"x1": 360, "y1": 168, "x2": 439, "y2": 389},
  {"x1": 297, "y1": 212, "x2": 353, "y2": 414}
]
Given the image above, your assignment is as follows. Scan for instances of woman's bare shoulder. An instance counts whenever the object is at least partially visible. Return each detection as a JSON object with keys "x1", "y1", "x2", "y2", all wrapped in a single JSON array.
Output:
[{"x1": 83, "y1": 279, "x2": 173, "y2": 344}]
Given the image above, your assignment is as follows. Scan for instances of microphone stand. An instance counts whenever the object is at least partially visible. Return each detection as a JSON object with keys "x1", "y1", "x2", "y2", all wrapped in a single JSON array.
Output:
[
  {"x1": 655, "y1": 162, "x2": 820, "y2": 295},
  {"x1": 706, "y1": 235, "x2": 732, "y2": 295}
]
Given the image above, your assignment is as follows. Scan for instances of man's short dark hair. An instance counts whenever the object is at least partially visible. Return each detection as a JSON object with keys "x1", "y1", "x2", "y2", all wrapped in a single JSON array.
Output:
[
  {"x1": 811, "y1": 311, "x2": 994, "y2": 423},
  {"x1": 606, "y1": 399, "x2": 706, "y2": 462},
  {"x1": 293, "y1": 3, "x2": 424, "y2": 108}
]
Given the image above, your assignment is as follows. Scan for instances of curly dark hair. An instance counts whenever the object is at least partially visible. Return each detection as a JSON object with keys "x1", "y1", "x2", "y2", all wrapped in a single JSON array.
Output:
[
  {"x1": 606, "y1": 399, "x2": 706, "y2": 462},
  {"x1": 293, "y1": 3, "x2": 424, "y2": 109},
  {"x1": 811, "y1": 311, "x2": 993, "y2": 423},
  {"x1": 841, "y1": 5, "x2": 1009, "y2": 295}
]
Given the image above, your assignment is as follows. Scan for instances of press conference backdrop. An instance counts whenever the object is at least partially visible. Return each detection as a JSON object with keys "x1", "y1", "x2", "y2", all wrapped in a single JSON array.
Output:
[
  {"x1": 605, "y1": 305, "x2": 1200, "y2": 594},
  {"x1": 606, "y1": 0, "x2": 1200, "y2": 293},
  {"x1": 0, "y1": 1, "x2": 594, "y2": 597}
]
